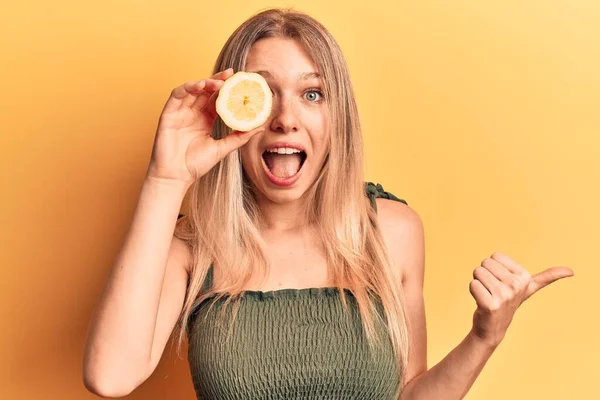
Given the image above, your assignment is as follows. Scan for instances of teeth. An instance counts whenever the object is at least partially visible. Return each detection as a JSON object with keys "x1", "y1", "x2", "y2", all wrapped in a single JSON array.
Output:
[{"x1": 266, "y1": 147, "x2": 302, "y2": 154}]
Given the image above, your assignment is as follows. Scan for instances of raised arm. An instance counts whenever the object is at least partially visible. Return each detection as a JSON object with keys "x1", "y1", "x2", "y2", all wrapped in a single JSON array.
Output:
[
  {"x1": 377, "y1": 198, "x2": 574, "y2": 399},
  {"x1": 82, "y1": 67, "x2": 265, "y2": 397}
]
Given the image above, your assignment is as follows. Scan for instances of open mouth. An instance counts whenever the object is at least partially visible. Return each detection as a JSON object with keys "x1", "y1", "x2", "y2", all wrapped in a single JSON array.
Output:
[{"x1": 261, "y1": 149, "x2": 307, "y2": 185}]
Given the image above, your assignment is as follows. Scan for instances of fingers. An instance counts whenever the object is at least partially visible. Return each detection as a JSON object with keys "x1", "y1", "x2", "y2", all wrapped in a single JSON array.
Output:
[
  {"x1": 490, "y1": 252, "x2": 529, "y2": 279},
  {"x1": 477, "y1": 251, "x2": 575, "y2": 305},
  {"x1": 215, "y1": 127, "x2": 265, "y2": 160},
  {"x1": 183, "y1": 78, "x2": 224, "y2": 109},
  {"x1": 200, "y1": 90, "x2": 221, "y2": 119},
  {"x1": 179, "y1": 80, "x2": 207, "y2": 107},
  {"x1": 475, "y1": 252, "x2": 534, "y2": 301},
  {"x1": 473, "y1": 266, "x2": 502, "y2": 297},
  {"x1": 162, "y1": 80, "x2": 206, "y2": 115},
  {"x1": 188, "y1": 68, "x2": 234, "y2": 110},
  {"x1": 162, "y1": 68, "x2": 234, "y2": 115},
  {"x1": 191, "y1": 80, "x2": 223, "y2": 113},
  {"x1": 211, "y1": 67, "x2": 234, "y2": 80},
  {"x1": 481, "y1": 258, "x2": 519, "y2": 287},
  {"x1": 470, "y1": 279, "x2": 494, "y2": 310}
]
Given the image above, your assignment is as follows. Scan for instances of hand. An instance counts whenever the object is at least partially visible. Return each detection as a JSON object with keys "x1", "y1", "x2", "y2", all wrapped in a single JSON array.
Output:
[
  {"x1": 146, "y1": 68, "x2": 265, "y2": 187},
  {"x1": 468, "y1": 251, "x2": 574, "y2": 348}
]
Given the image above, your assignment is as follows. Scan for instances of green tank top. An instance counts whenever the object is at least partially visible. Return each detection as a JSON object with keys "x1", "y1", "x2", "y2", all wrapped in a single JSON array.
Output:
[{"x1": 186, "y1": 182, "x2": 408, "y2": 399}]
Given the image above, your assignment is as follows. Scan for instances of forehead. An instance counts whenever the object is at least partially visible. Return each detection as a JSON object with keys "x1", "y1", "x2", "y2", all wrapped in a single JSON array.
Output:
[{"x1": 245, "y1": 37, "x2": 320, "y2": 80}]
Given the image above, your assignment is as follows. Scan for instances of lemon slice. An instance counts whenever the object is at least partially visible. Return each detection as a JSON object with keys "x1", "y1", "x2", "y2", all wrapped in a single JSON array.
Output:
[{"x1": 215, "y1": 71, "x2": 273, "y2": 132}]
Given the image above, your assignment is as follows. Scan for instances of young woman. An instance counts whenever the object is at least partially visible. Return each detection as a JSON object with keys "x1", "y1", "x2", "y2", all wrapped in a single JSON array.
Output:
[{"x1": 83, "y1": 8, "x2": 574, "y2": 400}]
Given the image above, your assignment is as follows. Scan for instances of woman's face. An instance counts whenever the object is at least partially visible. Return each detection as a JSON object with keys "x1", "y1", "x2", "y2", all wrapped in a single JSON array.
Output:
[{"x1": 239, "y1": 37, "x2": 330, "y2": 204}]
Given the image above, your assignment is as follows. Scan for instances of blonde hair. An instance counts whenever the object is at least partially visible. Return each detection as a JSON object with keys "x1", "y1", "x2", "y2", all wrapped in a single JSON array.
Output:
[{"x1": 172, "y1": 7, "x2": 411, "y2": 393}]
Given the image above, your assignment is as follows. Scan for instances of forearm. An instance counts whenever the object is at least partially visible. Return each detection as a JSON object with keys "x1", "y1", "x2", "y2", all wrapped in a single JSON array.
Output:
[{"x1": 400, "y1": 331, "x2": 498, "y2": 400}]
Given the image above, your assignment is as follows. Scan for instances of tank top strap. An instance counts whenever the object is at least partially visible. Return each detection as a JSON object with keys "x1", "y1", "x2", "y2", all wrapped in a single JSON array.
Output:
[{"x1": 364, "y1": 181, "x2": 408, "y2": 212}]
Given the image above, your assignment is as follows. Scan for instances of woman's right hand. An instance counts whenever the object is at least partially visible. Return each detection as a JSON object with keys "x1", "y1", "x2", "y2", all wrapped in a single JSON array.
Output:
[{"x1": 146, "y1": 68, "x2": 264, "y2": 187}]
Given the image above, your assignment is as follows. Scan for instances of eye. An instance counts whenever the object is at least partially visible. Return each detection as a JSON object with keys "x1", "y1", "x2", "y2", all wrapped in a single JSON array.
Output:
[{"x1": 303, "y1": 89, "x2": 323, "y2": 103}]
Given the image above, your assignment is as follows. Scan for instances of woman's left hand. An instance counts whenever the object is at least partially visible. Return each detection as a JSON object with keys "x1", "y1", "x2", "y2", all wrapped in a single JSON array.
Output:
[{"x1": 468, "y1": 252, "x2": 574, "y2": 348}]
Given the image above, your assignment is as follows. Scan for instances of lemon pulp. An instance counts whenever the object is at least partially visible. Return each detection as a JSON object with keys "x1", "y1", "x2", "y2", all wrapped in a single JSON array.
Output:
[
  {"x1": 227, "y1": 80, "x2": 264, "y2": 121},
  {"x1": 216, "y1": 71, "x2": 272, "y2": 132}
]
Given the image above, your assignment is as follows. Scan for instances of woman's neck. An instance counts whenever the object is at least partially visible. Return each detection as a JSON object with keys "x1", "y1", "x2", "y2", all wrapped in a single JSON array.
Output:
[{"x1": 255, "y1": 194, "x2": 311, "y2": 232}]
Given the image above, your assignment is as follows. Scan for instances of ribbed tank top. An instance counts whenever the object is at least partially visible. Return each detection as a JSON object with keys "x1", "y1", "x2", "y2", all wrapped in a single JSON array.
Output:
[{"x1": 186, "y1": 182, "x2": 408, "y2": 399}]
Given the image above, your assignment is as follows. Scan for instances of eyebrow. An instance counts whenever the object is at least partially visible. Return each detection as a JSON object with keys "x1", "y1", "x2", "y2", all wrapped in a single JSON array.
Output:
[{"x1": 251, "y1": 70, "x2": 321, "y2": 80}]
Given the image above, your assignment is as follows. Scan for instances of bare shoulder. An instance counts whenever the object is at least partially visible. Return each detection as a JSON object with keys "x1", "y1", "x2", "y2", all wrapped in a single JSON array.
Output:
[{"x1": 374, "y1": 197, "x2": 425, "y2": 284}]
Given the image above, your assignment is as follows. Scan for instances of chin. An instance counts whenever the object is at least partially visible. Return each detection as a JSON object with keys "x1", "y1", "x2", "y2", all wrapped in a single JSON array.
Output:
[
  {"x1": 260, "y1": 184, "x2": 308, "y2": 204},
  {"x1": 244, "y1": 164, "x2": 317, "y2": 206}
]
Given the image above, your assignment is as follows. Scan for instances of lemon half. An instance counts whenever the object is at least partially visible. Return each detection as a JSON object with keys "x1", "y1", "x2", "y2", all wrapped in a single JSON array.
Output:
[{"x1": 215, "y1": 71, "x2": 273, "y2": 132}]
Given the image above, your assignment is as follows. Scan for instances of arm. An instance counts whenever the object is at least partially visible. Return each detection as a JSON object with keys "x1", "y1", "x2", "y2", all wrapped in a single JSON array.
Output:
[
  {"x1": 377, "y1": 198, "x2": 494, "y2": 399},
  {"x1": 82, "y1": 69, "x2": 260, "y2": 397},
  {"x1": 377, "y1": 198, "x2": 574, "y2": 400},
  {"x1": 82, "y1": 176, "x2": 192, "y2": 398},
  {"x1": 399, "y1": 331, "x2": 497, "y2": 400}
]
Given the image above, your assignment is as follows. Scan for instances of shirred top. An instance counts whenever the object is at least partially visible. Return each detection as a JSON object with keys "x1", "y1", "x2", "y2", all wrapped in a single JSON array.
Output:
[{"x1": 185, "y1": 182, "x2": 408, "y2": 399}]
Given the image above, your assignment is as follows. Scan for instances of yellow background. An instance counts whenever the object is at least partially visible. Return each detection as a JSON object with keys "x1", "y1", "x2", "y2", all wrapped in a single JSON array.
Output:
[{"x1": 1, "y1": 1, "x2": 597, "y2": 399}]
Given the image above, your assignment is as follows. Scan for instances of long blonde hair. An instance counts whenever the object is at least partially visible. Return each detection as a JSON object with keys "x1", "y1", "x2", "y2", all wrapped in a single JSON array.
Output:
[{"x1": 172, "y1": 7, "x2": 411, "y2": 392}]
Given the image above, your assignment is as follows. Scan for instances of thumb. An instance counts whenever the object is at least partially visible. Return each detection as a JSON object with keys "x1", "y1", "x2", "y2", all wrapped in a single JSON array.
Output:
[
  {"x1": 524, "y1": 266, "x2": 575, "y2": 301},
  {"x1": 217, "y1": 128, "x2": 264, "y2": 159}
]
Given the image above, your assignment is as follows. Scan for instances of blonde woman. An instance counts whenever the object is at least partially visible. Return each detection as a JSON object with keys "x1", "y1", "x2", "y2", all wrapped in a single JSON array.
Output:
[{"x1": 83, "y1": 8, "x2": 574, "y2": 400}]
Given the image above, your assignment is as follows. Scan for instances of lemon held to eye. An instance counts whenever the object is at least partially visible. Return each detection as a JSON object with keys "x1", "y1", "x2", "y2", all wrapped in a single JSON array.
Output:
[{"x1": 215, "y1": 71, "x2": 273, "y2": 132}]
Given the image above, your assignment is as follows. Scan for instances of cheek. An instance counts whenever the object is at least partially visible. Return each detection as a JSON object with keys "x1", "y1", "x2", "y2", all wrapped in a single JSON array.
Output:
[
  {"x1": 308, "y1": 109, "x2": 328, "y2": 130},
  {"x1": 304, "y1": 110, "x2": 329, "y2": 142}
]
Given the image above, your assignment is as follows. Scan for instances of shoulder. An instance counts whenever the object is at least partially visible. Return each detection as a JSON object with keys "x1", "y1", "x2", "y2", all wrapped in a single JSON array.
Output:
[
  {"x1": 374, "y1": 197, "x2": 422, "y2": 229},
  {"x1": 375, "y1": 197, "x2": 425, "y2": 284}
]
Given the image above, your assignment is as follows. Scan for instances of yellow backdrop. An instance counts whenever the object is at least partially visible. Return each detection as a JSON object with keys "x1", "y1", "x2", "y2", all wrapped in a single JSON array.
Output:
[{"x1": 1, "y1": 1, "x2": 597, "y2": 399}]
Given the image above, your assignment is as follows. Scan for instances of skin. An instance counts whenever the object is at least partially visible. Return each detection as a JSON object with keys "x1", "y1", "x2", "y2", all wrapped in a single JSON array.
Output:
[
  {"x1": 239, "y1": 37, "x2": 330, "y2": 232},
  {"x1": 81, "y1": 34, "x2": 574, "y2": 398},
  {"x1": 232, "y1": 36, "x2": 429, "y2": 385},
  {"x1": 227, "y1": 37, "x2": 429, "y2": 388},
  {"x1": 233, "y1": 38, "x2": 575, "y2": 399}
]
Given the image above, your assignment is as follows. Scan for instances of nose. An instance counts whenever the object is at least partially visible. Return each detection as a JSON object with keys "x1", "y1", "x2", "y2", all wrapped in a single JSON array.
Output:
[{"x1": 269, "y1": 95, "x2": 299, "y2": 134}]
